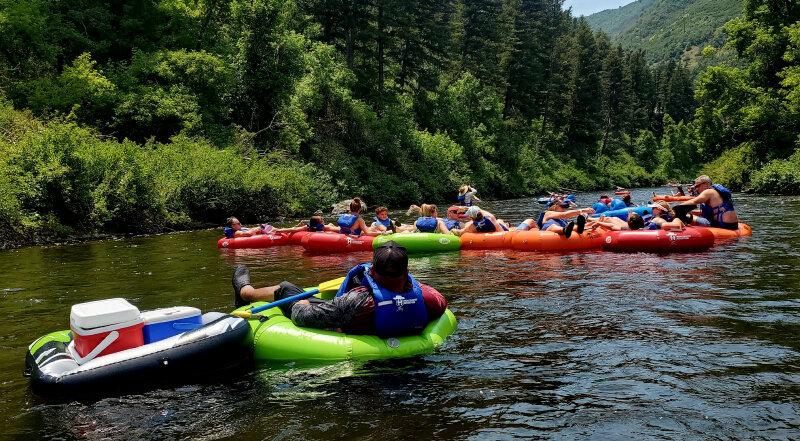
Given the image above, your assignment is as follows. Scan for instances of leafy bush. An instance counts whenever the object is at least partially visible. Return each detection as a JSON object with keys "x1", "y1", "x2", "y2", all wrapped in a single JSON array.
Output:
[
  {"x1": 750, "y1": 147, "x2": 800, "y2": 194},
  {"x1": 700, "y1": 142, "x2": 759, "y2": 190}
]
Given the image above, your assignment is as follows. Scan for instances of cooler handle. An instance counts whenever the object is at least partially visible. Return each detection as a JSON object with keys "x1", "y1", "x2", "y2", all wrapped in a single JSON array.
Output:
[
  {"x1": 70, "y1": 330, "x2": 119, "y2": 365},
  {"x1": 172, "y1": 322, "x2": 202, "y2": 330}
]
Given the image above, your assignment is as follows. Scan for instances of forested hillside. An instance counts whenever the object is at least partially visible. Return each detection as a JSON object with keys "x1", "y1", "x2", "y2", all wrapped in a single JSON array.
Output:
[
  {"x1": 0, "y1": 0, "x2": 700, "y2": 244},
  {"x1": 587, "y1": 0, "x2": 742, "y2": 64},
  {"x1": 0, "y1": 0, "x2": 798, "y2": 246},
  {"x1": 584, "y1": 0, "x2": 657, "y2": 36}
]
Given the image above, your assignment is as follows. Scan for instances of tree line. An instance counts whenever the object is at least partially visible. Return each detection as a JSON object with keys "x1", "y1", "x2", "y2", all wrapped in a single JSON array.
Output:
[{"x1": 0, "y1": 0, "x2": 791, "y2": 244}]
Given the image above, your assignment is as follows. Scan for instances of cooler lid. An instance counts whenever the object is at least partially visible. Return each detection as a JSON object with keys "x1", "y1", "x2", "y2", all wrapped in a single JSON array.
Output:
[
  {"x1": 70, "y1": 298, "x2": 141, "y2": 330},
  {"x1": 141, "y1": 306, "x2": 201, "y2": 325}
]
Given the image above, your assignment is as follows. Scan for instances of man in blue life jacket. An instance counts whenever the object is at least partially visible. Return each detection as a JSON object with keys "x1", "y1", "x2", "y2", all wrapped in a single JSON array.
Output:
[
  {"x1": 676, "y1": 175, "x2": 739, "y2": 230},
  {"x1": 232, "y1": 241, "x2": 447, "y2": 338}
]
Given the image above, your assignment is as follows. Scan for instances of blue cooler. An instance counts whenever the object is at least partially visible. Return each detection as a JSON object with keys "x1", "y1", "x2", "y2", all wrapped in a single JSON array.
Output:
[{"x1": 141, "y1": 306, "x2": 202, "y2": 343}]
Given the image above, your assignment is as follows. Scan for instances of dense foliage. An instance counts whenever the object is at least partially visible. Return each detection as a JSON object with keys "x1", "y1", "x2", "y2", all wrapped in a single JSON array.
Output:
[
  {"x1": 0, "y1": 0, "x2": 756, "y2": 245},
  {"x1": 693, "y1": 0, "x2": 800, "y2": 193},
  {"x1": 587, "y1": 0, "x2": 743, "y2": 65}
]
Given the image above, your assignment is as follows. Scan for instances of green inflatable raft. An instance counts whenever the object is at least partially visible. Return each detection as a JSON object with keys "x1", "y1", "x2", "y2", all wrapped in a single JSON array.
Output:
[
  {"x1": 373, "y1": 232, "x2": 461, "y2": 253},
  {"x1": 234, "y1": 290, "x2": 457, "y2": 362}
]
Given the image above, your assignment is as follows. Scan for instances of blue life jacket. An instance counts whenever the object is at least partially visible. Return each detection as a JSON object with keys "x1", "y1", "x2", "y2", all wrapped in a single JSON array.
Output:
[
  {"x1": 473, "y1": 217, "x2": 498, "y2": 233},
  {"x1": 592, "y1": 202, "x2": 609, "y2": 214},
  {"x1": 517, "y1": 222, "x2": 531, "y2": 231},
  {"x1": 645, "y1": 222, "x2": 660, "y2": 230},
  {"x1": 536, "y1": 212, "x2": 546, "y2": 229},
  {"x1": 700, "y1": 184, "x2": 736, "y2": 227},
  {"x1": 564, "y1": 194, "x2": 576, "y2": 203},
  {"x1": 609, "y1": 199, "x2": 627, "y2": 210},
  {"x1": 338, "y1": 214, "x2": 362, "y2": 235},
  {"x1": 224, "y1": 227, "x2": 249, "y2": 238},
  {"x1": 541, "y1": 218, "x2": 568, "y2": 231},
  {"x1": 308, "y1": 222, "x2": 324, "y2": 232},
  {"x1": 373, "y1": 216, "x2": 392, "y2": 229},
  {"x1": 457, "y1": 195, "x2": 473, "y2": 206},
  {"x1": 416, "y1": 216, "x2": 438, "y2": 233},
  {"x1": 443, "y1": 219, "x2": 461, "y2": 230},
  {"x1": 336, "y1": 264, "x2": 428, "y2": 338}
]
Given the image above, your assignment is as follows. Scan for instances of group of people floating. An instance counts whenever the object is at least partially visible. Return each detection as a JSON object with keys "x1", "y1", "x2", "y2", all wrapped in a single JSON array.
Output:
[
  {"x1": 226, "y1": 175, "x2": 739, "y2": 340},
  {"x1": 225, "y1": 175, "x2": 739, "y2": 241}
]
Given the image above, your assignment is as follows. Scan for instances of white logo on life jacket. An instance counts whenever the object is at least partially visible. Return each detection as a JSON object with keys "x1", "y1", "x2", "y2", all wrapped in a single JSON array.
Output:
[{"x1": 392, "y1": 295, "x2": 417, "y2": 311}]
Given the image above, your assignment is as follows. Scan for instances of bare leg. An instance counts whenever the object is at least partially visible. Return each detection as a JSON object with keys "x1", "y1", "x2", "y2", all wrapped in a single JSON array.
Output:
[{"x1": 239, "y1": 284, "x2": 280, "y2": 303}]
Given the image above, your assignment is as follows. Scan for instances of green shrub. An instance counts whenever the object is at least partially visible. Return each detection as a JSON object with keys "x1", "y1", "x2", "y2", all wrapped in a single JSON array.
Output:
[
  {"x1": 700, "y1": 142, "x2": 759, "y2": 190},
  {"x1": 750, "y1": 148, "x2": 800, "y2": 194}
]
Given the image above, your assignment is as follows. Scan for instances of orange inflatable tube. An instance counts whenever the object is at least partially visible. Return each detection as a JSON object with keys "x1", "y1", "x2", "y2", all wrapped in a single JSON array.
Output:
[
  {"x1": 652, "y1": 195, "x2": 693, "y2": 202},
  {"x1": 511, "y1": 228, "x2": 606, "y2": 251},
  {"x1": 460, "y1": 231, "x2": 517, "y2": 249},
  {"x1": 301, "y1": 232, "x2": 375, "y2": 252},
  {"x1": 217, "y1": 233, "x2": 289, "y2": 249},
  {"x1": 698, "y1": 223, "x2": 752, "y2": 240}
]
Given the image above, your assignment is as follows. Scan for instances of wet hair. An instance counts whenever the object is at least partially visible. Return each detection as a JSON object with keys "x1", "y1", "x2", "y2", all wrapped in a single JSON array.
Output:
[
  {"x1": 420, "y1": 204, "x2": 438, "y2": 217},
  {"x1": 349, "y1": 197, "x2": 363, "y2": 213},
  {"x1": 622, "y1": 194, "x2": 631, "y2": 203},
  {"x1": 627, "y1": 213, "x2": 645, "y2": 230},
  {"x1": 309, "y1": 216, "x2": 324, "y2": 226},
  {"x1": 599, "y1": 194, "x2": 610, "y2": 199},
  {"x1": 226, "y1": 217, "x2": 239, "y2": 228},
  {"x1": 375, "y1": 206, "x2": 388, "y2": 215},
  {"x1": 372, "y1": 241, "x2": 408, "y2": 277}
]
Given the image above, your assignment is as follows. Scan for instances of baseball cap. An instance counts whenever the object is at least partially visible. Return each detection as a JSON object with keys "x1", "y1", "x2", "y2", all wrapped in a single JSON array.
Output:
[
  {"x1": 372, "y1": 241, "x2": 408, "y2": 277},
  {"x1": 465, "y1": 206, "x2": 482, "y2": 218},
  {"x1": 447, "y1": 206, "x2": 460, "y2": 213}
]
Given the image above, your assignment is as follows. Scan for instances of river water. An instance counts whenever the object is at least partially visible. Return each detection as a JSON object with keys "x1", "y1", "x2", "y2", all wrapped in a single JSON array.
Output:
[{"x1": 1, "y1": 188, "x2": 798, "y2": 440}]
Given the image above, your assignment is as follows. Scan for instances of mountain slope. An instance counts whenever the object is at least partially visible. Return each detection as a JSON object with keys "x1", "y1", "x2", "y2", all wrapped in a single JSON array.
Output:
[{"x1": 586, "y1": 0, "x2": 743, "y2": 63}]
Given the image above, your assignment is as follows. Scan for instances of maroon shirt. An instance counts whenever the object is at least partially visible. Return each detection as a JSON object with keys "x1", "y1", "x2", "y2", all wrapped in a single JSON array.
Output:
[{"x1": 291, "y1": 283, "x2": 447, "y2": 335}]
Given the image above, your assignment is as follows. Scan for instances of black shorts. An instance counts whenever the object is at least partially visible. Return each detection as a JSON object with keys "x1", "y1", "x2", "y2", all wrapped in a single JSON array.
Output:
[{"x1": 274, "y1": 281, "x2": 327, "y2": 316}]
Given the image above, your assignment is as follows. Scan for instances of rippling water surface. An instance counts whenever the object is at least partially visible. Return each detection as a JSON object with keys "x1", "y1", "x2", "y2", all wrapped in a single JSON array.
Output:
[{"x1": 1, "y1": 189, "x2": 799, "y2": 440}]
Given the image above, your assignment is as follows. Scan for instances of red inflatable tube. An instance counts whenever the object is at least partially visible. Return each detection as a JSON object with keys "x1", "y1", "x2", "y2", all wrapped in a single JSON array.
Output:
[
  {"x1": 301, "y1": 232, "x2": 375, "y2": 252},
  {"x1": 602, "y1": 227, "x2": 715, "y2": 253},
  {"x1": 217, "y1": 234, "x2": 289, "y2": 249},
  {"x1": 287, "y1": 231, "x2": 311, "y2": 245}
]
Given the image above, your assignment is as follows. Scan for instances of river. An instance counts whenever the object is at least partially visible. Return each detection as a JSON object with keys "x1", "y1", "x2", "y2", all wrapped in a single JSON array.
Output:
[{"x1": 1, "y1": 188, "x2": 798, "y2": 440}]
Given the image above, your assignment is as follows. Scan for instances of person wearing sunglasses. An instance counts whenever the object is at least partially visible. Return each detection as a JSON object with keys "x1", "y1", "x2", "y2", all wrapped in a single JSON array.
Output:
[
  {"x1": 224, "y1": 217, "x2": 273, "y2": 238},
  {"x1": 675, "y1": 175, "x2": 739, "y2": 230}
]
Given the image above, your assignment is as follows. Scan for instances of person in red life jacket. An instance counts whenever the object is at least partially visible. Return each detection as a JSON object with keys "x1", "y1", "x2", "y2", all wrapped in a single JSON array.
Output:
[
  {"x1": 224, "y1": 217, "x2": 272, "y2": 238},
  {"x1": 232, "y1": 241, "x2": 447, "y2": 337},
  {"x1": 675, "y1": 175, "x2": 739, "y2": 230}
]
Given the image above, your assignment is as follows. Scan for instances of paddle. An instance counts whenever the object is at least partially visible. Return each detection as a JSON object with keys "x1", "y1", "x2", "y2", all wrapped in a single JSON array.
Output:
[{"x1": 232, "y1": 277, "x2": 346, "y2": 319}]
